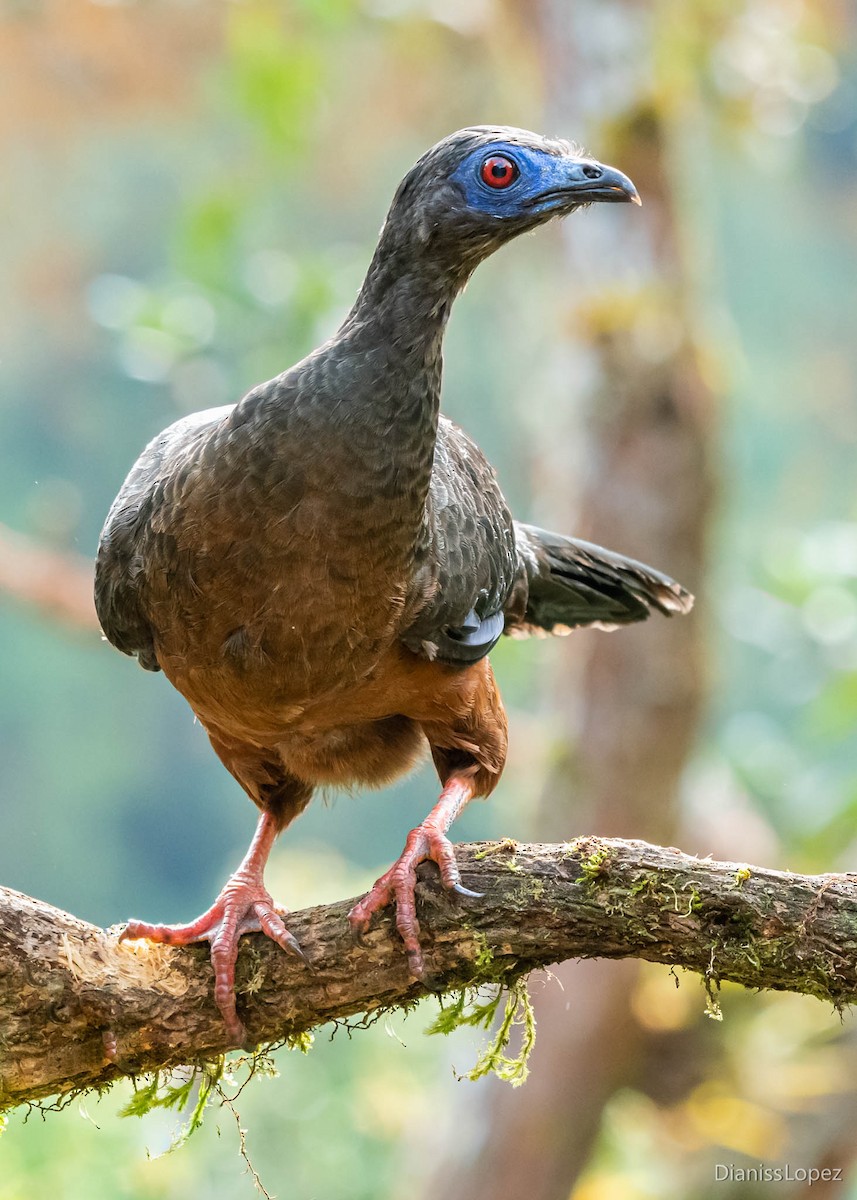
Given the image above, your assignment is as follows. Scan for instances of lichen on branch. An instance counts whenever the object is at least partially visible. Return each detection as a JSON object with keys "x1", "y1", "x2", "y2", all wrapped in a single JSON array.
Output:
[{"x1": 2, "y1": 837, "x2": 856, "y2": 1111}]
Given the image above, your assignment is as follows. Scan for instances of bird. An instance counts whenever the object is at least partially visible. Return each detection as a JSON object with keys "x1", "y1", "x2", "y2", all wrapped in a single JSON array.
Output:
[{"x1": 95, "y1": 126, "x2": 693, "y2": 1044}]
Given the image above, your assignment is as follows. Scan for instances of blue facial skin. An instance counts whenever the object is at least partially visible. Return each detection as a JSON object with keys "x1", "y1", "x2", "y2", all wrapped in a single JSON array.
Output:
[
  {"x1": 450, "y1": 143, "x2": 578, "y2": 219},
  {"x1": 450, "y1": 142, "x2": 637, "y2": 220}
]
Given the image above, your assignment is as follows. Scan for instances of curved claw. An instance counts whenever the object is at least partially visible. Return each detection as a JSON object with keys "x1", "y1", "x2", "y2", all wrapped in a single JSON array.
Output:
[
  {"x1": 348, "y1": 915, "x2": 374, "y2": 948},
  {"x1": 449, "y1": 882, "x2": 484, "y2": 899},
  {"x1": 283, "y1": 930, "x2": 310, "y2": 962},
  {"x1": 277, "y1": 926, "x2": 314, "y2": 972},
  {"x1": 407, "y1": 947, "x2": 426, "y2": 979},
  {"x1": 349, "y1": 818, "x2": 482, "y2": 975},
  {"x1": 253, "y1": 903, "x2": 309, "y2": 964}
]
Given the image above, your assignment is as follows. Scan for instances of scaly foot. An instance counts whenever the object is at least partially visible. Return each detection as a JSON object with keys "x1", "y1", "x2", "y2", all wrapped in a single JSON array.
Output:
[
  {"x1": 121, "y1": 874, "x2": 304, "y2": 1044},
  {"x1": 120, "y1": 810, "x2": 304, "y2": 1043},
  {"x1": 348, "y1": 818, "x2": 481, "y2": 977}
]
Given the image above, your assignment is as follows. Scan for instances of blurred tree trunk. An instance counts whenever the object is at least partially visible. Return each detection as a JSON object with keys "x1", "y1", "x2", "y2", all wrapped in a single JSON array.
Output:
[{"x1": 424, "y1": 3, "x2": 714, "y2": 1198}]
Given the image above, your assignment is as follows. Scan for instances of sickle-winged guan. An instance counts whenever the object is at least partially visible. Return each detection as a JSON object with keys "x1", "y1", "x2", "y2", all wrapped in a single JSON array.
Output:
[{"x1": 95, "y1": 126, "x2": 693, "y2": 1043}]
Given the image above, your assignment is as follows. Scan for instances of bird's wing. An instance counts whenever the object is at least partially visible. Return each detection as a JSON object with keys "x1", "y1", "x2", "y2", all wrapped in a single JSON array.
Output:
[
  {"x1": 94, "y1": 404, "x2": 234, "y2": 671},
  {"x1": 399, "y1": 416, "x2": 518, "y2": 664},
  {"x1": 504, "y1": 522, "x2": 693, "y2": 638}
]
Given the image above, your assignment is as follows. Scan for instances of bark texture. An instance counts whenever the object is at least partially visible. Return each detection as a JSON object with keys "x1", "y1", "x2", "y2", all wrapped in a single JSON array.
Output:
[{"x1": 2, "y1": 837, "x2": 856, "y2": 1111}]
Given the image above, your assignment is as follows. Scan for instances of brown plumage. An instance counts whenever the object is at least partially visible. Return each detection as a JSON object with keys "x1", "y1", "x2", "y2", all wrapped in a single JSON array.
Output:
[{"x1": 95, "y1": 127, "x2": 692, "y2": 1043}]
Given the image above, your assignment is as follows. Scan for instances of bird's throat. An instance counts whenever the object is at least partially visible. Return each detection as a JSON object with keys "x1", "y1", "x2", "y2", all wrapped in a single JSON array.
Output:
[{"x1": 327, "y1": 249, "x2": 467, "y2": 503}]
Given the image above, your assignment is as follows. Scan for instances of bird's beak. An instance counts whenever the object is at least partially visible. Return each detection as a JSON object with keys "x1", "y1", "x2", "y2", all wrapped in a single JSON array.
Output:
[{"x1": 527, "y1": 157, "x2": 642, "y2": 208}]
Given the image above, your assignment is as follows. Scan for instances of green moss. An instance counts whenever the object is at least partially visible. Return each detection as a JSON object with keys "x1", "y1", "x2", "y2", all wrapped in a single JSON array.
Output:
[
  {"x1": 115, "y1": 1041, "x2": 296, "y2": 1153},
  {"x1": 119, "y1": 1057, "x2": 226, "y2": 1149},
  {"x1": 464, "y1": 932, "x2": 518, "y2": 988},
  {"x1": 740, "y1": 940, "x2": 762, "y2": 971},
  {"x1": 467, "y1": 979, "x2": 536, "y2": 1087},
  {"x1": 287, "y1": 1030, "x2": 314, "y2": 1054},
  {"x1": 426, "y1": 976, "x2": 537, "y2": 1088},
  {"x1": 425, "y1": 989, "x2": 502, "y2": 1037},
  {"x1": 473, "y1": 838, "x2": 518, "y2": 860},
  {"x1": 473, "y1": 932, "x2": 495, "y2": 974},
  {"x1": 575, "y1": 845, "x2": 612, "y2": 887}
]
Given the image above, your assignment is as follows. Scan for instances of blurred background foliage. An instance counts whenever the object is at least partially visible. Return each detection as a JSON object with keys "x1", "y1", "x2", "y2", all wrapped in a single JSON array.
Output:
[{"x1": 1, "y1": 0, "x2": 857, "y2": 1196}]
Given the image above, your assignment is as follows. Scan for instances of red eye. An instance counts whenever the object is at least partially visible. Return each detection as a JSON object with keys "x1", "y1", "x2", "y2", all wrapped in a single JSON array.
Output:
[{"x1": 480, "y1": 155, "x2": 519, "y2": 189}]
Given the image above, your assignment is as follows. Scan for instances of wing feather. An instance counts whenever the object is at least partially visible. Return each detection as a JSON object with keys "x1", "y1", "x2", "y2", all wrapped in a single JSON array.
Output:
[
  {"x1": 504, "y1": 523, "x2": 693, "y2": 638},
  {"x1": 94, "y1": 405, "x2": 233, "y2": 671}
]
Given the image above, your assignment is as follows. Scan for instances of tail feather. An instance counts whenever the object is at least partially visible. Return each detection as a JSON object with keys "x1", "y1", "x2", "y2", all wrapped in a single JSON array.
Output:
[{"x1": 507, "y1": 522, "x2": 693, "y2": 638}]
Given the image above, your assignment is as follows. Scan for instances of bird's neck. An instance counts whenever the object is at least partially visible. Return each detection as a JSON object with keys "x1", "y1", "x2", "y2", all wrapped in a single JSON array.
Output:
[
  {"x1": 345, "y1": 234, "x2": 468, "y2": 371},
  {"x1": 336, "y1": 224, "x2": 474, "y2": 441},
  {"x1": 291, "y1": 236, "x2": 469, "y2": 555}
]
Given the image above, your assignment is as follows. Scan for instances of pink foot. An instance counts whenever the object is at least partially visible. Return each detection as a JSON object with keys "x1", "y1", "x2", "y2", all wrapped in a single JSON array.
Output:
[
  {"x1": 348, "y1": 821, "x2": 481, "y2": 977},
  {"x1": 120, "y1": 875, "x2": 304, "y2": 1044}
]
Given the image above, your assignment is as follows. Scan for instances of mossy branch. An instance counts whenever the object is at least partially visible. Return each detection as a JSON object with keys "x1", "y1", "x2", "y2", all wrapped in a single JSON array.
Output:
[{"x1": 2, "y1": 836, "x2": 856, "y2": 1109}]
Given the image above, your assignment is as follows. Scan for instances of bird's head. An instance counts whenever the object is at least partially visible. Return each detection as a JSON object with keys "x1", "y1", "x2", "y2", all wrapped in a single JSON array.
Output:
[{"x1": 384, "y1": 125, "x2": 640, "y2": 273}]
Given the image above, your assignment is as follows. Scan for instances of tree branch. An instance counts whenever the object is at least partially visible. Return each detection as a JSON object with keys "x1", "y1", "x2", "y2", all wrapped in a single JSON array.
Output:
[{"x1": 2, "y1": 836, "x2": 855, "y2": 1109}]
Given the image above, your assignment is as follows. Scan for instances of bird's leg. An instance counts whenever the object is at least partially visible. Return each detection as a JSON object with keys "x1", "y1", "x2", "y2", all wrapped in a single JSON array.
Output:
[
  {"x1": 120, "y1": 809, "x2": 303, "y2": 1044},
  {"x1": 347, "y1": 774, "x2": 481, "y2": 976}
]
